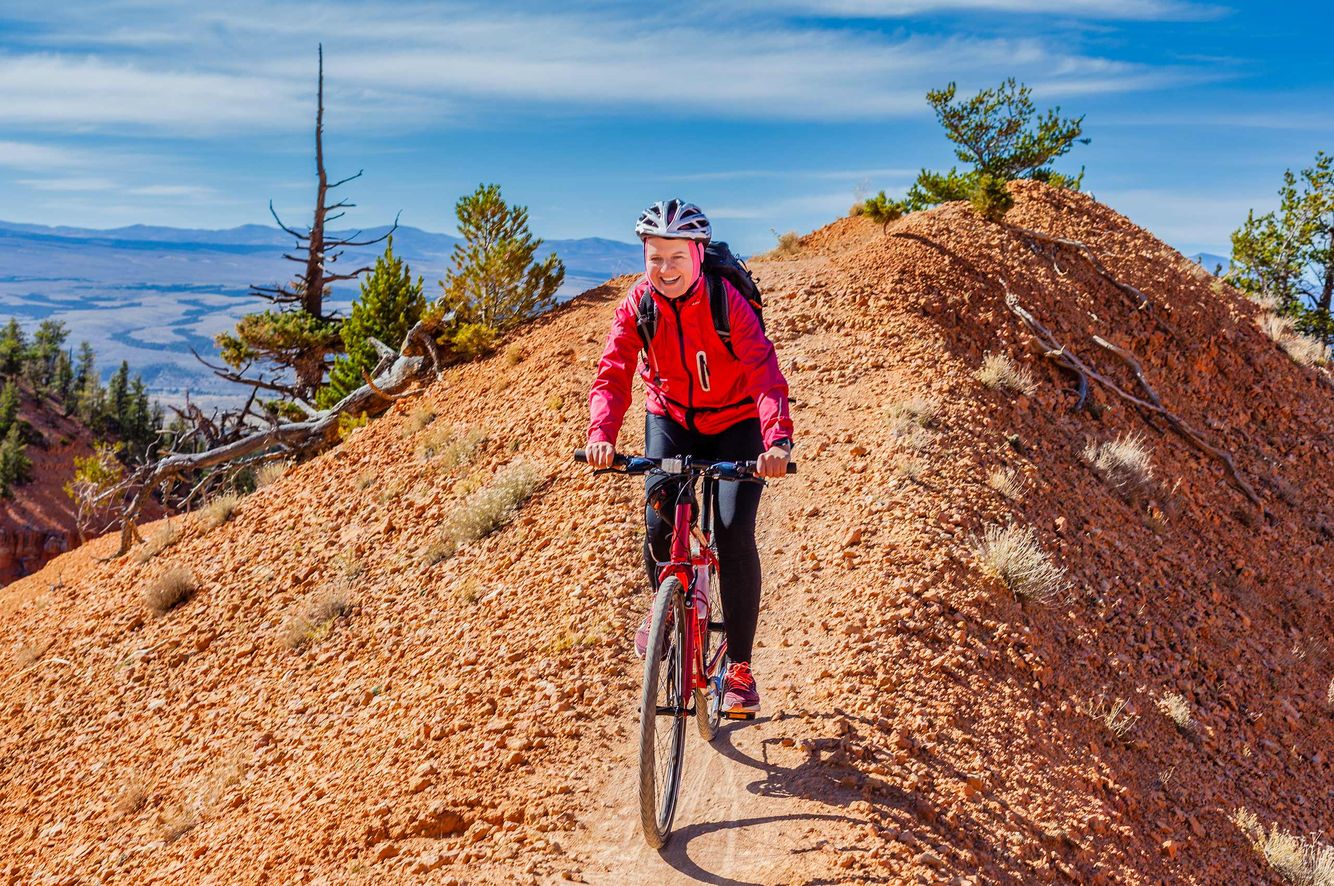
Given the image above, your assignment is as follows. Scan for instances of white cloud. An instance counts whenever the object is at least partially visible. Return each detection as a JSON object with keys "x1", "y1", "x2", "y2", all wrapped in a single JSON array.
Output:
[
  {"x1": 0, "y1": 2, "x2": 1202, "y2": 133},
  {"x1": 15, "y1": 176, "x2": 119, "y2": 191},
  {"x1": 0, "y1": 140, "x2": 97, "y2": 170},
  {"x1": 753, "y1": 0, "x2": 1225, "y2": 19},
  {"x1": 0, "y1": 53, "x2": 306, "y2": 132}
]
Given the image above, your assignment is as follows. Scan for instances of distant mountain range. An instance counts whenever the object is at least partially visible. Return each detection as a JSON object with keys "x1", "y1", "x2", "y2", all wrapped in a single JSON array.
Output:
[{"x1": 0, "y1": 220, "x2": 642, "y2": 405}]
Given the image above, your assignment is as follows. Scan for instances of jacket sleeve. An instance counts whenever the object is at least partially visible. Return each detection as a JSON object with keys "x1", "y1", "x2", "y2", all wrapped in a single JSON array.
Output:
[
  {"x1": 587, "y1": 292, "x2": 643, "y2": 446},
  {"x1": 725, "y1": 284, "x2": 794, "y2": 449}
]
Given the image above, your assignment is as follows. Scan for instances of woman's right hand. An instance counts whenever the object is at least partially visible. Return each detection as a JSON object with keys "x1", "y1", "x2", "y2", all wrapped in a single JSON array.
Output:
[{"x1": 586, "y1": 440, "x2": 616, "y2": 469}]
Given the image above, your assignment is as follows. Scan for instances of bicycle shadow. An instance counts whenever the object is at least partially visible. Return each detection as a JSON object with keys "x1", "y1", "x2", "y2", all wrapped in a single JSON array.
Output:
[
  {"x1": 654, "y1": 811, "x2": 870, "y2": 886},
  {"x1": 643, "y1": 718, "x2": 908, "y2": 884}
]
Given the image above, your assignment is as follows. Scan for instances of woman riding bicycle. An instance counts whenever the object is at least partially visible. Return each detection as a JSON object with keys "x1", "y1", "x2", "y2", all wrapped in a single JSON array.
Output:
[{"x1": 585, "y1": 199, "x2": 793, "y2": 717}]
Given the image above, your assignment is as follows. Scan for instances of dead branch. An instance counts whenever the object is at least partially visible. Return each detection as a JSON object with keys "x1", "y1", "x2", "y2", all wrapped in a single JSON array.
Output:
[
  {"x1": 1012, "y1": 225, "x2": 1152, "y2": 312},
  {"x1": 1091, "y1": 335, "x2": 1261, "y2": 506},
  {"x1": 1002, "y1": 288, "x2": 1261, "y2": 508},
  {"x1": 108, "y1": 320, "x2": 447, "y2": 557}
]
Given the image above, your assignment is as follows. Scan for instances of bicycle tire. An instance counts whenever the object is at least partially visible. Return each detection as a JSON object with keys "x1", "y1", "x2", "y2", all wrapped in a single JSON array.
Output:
[
  {"x1": 694, "y1": 561, "x2": 725, "y2": 741},
  {"x1": 638, "y1": 576, "x2": 687, "y2": 848}
]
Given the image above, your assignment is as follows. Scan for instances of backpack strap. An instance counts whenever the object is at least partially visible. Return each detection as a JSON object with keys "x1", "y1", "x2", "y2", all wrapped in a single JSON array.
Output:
[
  {"x1": 633, "y1": 288, "x2": 657, "y2": 353},
  {"x1": 705, "y1": 272, "x2": 736, "y2": 358}
]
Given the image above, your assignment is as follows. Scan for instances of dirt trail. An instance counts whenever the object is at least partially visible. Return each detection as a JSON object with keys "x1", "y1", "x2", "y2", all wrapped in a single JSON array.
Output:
[{"x1": 2, "y1": 182, "x2": 1330, "y2": 885}]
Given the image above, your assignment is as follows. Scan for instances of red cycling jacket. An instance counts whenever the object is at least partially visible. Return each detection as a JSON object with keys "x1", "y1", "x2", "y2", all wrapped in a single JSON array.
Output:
[{"x1": 587, "y1": 274, "x2": 794, "y2": 449}]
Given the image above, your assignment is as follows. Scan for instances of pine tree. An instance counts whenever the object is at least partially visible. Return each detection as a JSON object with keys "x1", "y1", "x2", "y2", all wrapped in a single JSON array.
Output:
[
  {"x1": 73, "y1": 341, "x2": 99, "y2": 423},
  {"x1": 28, "y1": 319, "x2": 68, "y2": 390},
  {"x1": 107, "y1": 361, "x2": 130, "y2": 433},
  {"x1": 438, "y1": 183, "x2": 564, "y2": 351},
  {"x1": 317, "y1": 238, "x2": 425, "y2": 409},
  {"x1": 54, "y1": 350, "x2": 74, "y2": 408},
  {"x1": 866, "y1": 79, "x2": 1088, "y2": 219},
  {"x1": 0, "y1": 424, "x2": 31, "y2": 497},
  {"x1": 0, "y1": 319, "x2": 26, "y2": 378},
  {"x1": 1231, "y1": 150, "x2": 1334, "y2": 345},
  {"x1": 0, "y1": 381, "x2": 17, "y2": 438}
]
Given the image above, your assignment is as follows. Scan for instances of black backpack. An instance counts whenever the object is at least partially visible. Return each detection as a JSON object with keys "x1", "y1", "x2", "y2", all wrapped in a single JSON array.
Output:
[{"x1": 633, "y1": 241, "x2": 764, "y2": 360}]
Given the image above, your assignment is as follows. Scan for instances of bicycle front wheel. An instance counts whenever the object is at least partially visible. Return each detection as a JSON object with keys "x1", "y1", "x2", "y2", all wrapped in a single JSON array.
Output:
[{"x1": 638, "y1": 576, "x2": 687, "y2": 849}]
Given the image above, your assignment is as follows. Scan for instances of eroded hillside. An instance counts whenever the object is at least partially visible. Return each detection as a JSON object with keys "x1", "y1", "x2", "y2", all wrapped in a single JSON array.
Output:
[{"x1": 2, "y1": 181, "x2": 1331, "y2": 885}]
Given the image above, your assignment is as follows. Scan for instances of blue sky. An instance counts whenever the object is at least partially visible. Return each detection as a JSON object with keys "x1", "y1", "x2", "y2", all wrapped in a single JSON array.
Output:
[{"x1": 0, "y1": 0, "x2": 1330, "y2": 256}]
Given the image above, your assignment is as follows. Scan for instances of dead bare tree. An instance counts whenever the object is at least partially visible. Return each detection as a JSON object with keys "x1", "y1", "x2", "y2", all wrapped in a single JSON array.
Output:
[{"x1": 208, "y1": 43, "x2": 400, "y2": 410}]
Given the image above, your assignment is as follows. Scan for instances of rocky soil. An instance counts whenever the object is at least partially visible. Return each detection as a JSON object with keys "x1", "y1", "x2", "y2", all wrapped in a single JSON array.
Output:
[{"x1": 2, "y1": 181, "x2": 1330, "y2": 884}]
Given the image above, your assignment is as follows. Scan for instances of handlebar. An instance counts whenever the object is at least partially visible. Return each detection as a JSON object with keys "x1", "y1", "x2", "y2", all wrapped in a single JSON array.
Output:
[{"x1": 573, "y1": 448, "x2": 797, "y2": 477}]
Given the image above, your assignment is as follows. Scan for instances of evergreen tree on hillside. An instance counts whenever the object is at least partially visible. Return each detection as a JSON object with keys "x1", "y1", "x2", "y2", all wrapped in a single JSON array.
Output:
[
  {"x1": 27, "y1": 320, "x2": 68, "y2": 391},
  {"x1": 864, "y1": 78, "x2": 1088, "y2": 222},
  {"x1": 437, "y1": 183, "x2": 564, "y2": 355},
  {"x1": 0, "y1": 424, "x2": 31, "y2": 497},
  {"x1": 0, "y1": 320, "x2": 26, "y2": 378},
  {"x1": 54, "y1": 350, "x2": 74, "y2": 407},
  {"x1": 72, "y1": 341, "x2": 101, "y2": 425},
  {"x1": 107, "y1": 361, "x2": 130, "y2": 432},
  {"x1": 1231, "y1": 150, "x2": 1334, "y2": 346},
  {"x1": 0, "y1": 381, "x2": 17, "y2": 438},
  {"x1": 317, "y1": 238, "x2": 425, "y2": 409}
]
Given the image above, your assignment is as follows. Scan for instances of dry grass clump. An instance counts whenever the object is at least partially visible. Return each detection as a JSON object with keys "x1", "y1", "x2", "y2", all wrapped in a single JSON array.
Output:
[
  {"x1": 1326, "y1": 677, "x2": 1333, "y2": 710},
  {"x1": 886, "y1": 397, "x2": 936, "y2": 431},
  {"x1": 131, "y1": 523, "x2": 180, "y2": 564},
  {"x1": 160, "y1": 802, "x2": 200, "y2": 843},
  {"x1": 886, "y1": 396, "x2": 937, "y2": 451},
  {"x1": 144, "y1": 566, "x2": 196, "y2": 615},
  {"x1": 986, "y1": 466, "x2": 1024, "y2": 501},
  {"x1": 199, "y1": 492, "x2": 242, "y2": 529},
  {"x1": 112, "y1": 775, "x2": 153, "y2": 817},
  {"x1": 888, "y1": 452, "x2": 927, "y2": 482},
  {"x1": 976, "y1": 353, "x2": 1037, "y2": 396},
  {"x1": 1156, "y1": 691, "x2": 1194, "y2": 732},
  {"x1": 402, "y1": 406, "x2": 437, "y2": 435},
  {"x1": 1260, "y1": 313, "x2": 1332, "y2": 367},
  {"x1": 423, "y1": 460, "x2": 542, "y2": 565},
  {"x1": 282, "y1": 587, "x2": 353, "y2": 651},
  {"x1": 970, "y1": 524, "x2": 1067, "y2": 603},
  {"x1": 1084, "y1": 697, "x2": 1139, "y2": 742},
  {"x1": 1084, "y1": 433, "x2": 1154, "y2": 496},
  {"x1": 417, "y1": 425, "x2": 486, "y2": 469},
  {"x1": 1232, "y1": 807, "x2": 1334, "y2": 886},
  {"x1": 255, "y1": 460, "x2": 291, "y2": 488}
]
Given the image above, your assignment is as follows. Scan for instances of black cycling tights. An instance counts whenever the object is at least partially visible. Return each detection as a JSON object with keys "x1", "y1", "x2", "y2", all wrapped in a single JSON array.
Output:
[{"x1": 643, "y1": 413, "x2": 764, "y2": 664}]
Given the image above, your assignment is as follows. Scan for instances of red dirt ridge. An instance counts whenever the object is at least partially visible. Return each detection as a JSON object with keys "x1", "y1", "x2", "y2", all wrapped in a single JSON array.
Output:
[{"x1": 2, "y1": 181, "x2": 1330, "y2": 884}]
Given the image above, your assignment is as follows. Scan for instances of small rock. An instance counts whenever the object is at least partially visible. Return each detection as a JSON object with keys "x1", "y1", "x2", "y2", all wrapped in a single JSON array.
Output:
[{"x1": 843, "y1": 528, "x2": 863, "y2": 547}]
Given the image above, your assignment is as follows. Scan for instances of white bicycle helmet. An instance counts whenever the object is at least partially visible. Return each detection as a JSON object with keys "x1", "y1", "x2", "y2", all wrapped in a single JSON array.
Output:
[{"x1": 635, "y1": 199, "x2": 711, "y2": 242}]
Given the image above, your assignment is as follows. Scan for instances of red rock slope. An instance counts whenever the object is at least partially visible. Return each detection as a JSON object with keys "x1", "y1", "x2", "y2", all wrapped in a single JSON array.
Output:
[{"x1": 1, "y1": 181, "x2": 1330, "y2": 884}]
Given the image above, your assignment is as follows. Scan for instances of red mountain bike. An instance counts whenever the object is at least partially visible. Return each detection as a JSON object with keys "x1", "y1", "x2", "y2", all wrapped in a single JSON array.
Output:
[{"x1": 574, "y1": 449, "x2": 796, "y2": 848}]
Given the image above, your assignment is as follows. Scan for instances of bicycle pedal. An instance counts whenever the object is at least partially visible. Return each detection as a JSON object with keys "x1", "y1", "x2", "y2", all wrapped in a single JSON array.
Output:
[{"x1": 722, "y1": 710, "x2": 756, "y2": 721}]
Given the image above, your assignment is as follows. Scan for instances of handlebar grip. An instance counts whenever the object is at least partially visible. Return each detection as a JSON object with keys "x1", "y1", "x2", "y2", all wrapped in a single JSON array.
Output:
[
  {"x1": 786, "y1": 462, "x2": 798, "y2": 475},
  {"x1": 573, "y1": 448, "x2": 587, "y2": 463},
  {"x1": 574, "y1": 448, "x2": 630, "y2": 468}
]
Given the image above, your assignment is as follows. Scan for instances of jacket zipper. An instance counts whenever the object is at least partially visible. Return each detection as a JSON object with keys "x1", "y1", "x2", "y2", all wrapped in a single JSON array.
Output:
[{"x1": 665, "y1": 296, "x2": 696, "y2": 431}]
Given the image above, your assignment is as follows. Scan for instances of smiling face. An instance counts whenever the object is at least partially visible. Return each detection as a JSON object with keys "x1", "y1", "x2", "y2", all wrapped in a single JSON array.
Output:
[{"x1": 643, "y1": 236, "x2": 700, "y2": 299}]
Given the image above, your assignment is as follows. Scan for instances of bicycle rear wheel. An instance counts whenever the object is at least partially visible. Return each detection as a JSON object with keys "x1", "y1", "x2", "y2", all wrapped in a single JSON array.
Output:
[
  {"x1": 694, "y1": 562, "x2": 725, "y2": 741},
  {"x1": 638, "y1": 576, "x2": 687, "y2": 849}
]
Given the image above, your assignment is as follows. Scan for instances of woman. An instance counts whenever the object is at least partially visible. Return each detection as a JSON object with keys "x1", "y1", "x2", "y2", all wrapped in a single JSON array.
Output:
[{"x1": 585, "y1": 199, "x2": 793, "y2": 716}]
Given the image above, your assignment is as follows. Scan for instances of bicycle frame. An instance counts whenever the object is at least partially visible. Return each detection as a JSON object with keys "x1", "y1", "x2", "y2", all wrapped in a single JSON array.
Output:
[{"x1": 656, "y1": 473, "x2": 726, "y2": 702}]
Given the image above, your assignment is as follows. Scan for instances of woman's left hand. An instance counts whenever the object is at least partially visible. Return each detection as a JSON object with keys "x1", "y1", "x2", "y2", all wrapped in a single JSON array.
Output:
[{"x1": 755, "y1": 444, "x2": 790, "y2": 478}]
